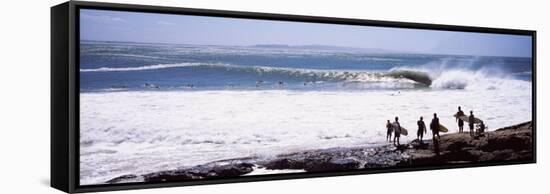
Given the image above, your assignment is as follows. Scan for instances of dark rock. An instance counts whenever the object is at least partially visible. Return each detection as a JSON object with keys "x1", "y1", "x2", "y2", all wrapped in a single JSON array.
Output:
[
  {"x1": 304, "y1": 157, "x2": 360, "y2": 172},
  {"x1": 410, "y1": 139, "x2": 430, "y2": 149},
  {"x1": 264, "y1": 158, "x2": 305, "y2": 170},
  {"x1": 440, "y1": 148, "x2": 478, "y2": 162},
  {"x1": 362, "y1": 146, "x2": 408, "y2": 168},
  {"x1": 206, "y1": 162, "x2": 254, "y2": 178},
  {"x1": 328, "y1": 158, "x2": 361, "y2": 169},
  {"x1": 410, "y1": 121, "x2": 533, "y2": 165},
  {"x1": 364, "y1": 160, "x2": 390, "y2": 168},
  {"x1": 142, "y1": 162, "x2": 254, "y2": 182},
  {"x1": 394, "y1": 144, "x2": 409, "y2": 152},
  {"x1": 484, "y1": 131, "x2": 532, "y2": 152},
  {"x1": 408, "y1": 151, "x2": 440, "y2": 165},
  {"x1": 496, "y1": 121, "x2": 532, "y2": 132},
  {"x1": 143, "y1": 170, "x2": 198, "y2": 182}
]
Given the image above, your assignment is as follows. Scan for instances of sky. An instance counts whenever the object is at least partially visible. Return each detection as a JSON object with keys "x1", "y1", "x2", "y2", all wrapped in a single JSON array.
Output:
[{"x1": 80, "y1": 9, "x2": 532, "y2": 57}]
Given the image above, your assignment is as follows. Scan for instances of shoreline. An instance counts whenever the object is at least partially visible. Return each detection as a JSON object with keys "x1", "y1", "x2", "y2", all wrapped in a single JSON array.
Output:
[{"x1": 104, "y1": 121, "x2": 533, "y2": 184}]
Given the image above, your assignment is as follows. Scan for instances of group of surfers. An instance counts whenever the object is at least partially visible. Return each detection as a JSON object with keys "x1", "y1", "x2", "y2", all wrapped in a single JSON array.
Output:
[{"x1": 385, "y1": 106, "x2": 487, "y2": 147}]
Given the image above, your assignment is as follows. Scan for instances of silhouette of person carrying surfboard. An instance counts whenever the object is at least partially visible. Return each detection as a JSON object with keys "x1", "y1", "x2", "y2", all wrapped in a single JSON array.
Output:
[
  {"x1": 455, "y1": 106, "x2": 465, "y2": 133},
  {"x1": 393, "y1": 117, "x2": 401, "y2": 146},
  {"x1": 417, "y1": 116, "x2": 427, "y2": 142},
  {"x1": 430, "y1": 113, "x2": 440, "y2": 138},
  {"x1": 386, "y1": 120, "x2": 393, "y2": 142},
  {"x1": 469, "y1": 111, "x2": 475, "y2": 136}
]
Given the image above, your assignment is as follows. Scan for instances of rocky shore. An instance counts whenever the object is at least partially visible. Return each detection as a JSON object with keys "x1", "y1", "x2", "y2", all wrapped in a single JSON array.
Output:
[{"x1": 106, "y1": 121, "x2": 533, "y2": 184}]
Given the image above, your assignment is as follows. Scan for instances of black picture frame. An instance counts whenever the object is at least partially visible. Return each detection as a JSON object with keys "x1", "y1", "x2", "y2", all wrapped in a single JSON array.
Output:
[{"x1": 51, "y1": 1, "x2": 536, "y2": 193}]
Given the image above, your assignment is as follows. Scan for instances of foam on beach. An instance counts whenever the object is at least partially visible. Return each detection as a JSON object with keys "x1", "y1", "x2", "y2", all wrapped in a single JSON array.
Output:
[{"x1": 79, "y1": 83, "x2": 532, "y2": 184}]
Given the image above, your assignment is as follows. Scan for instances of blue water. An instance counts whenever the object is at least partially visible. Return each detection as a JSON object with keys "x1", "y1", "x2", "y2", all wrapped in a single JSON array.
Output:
[{"x1": 80, "y1": 40, "x2": 532, "y2": 92}]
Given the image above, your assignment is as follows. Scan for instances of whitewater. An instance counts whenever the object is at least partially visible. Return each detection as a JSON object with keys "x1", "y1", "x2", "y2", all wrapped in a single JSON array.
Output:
[{"x1": 80, "y1": 75, "x2": 531, "y2": 185}]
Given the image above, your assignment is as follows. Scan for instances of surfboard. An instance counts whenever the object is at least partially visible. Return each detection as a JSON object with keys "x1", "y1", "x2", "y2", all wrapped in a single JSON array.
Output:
[
  {"x1": 459, "y1": 115, "x2": 482, "y2": 124},
  {"x1": 439, "y1": 124, "x2": 449, "y2": 133},
  {"x1": 392, "y1": 123, "x2": 408, "y2": 136},
  {"x1": 400, "y1": 127, "x2": 408, "y2": 136}
]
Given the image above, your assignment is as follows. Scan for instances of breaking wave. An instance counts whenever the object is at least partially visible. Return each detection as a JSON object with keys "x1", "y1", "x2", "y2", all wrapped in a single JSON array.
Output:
[
  {"x1": 391, "y1": 66, "x2": 531, "y2": 91},
  {"x1": 81, "y1": 62, "x2": 531, "y2": 91},
  {"x1": 81, "y1": 63, "x2": 434, "y2": 86}
]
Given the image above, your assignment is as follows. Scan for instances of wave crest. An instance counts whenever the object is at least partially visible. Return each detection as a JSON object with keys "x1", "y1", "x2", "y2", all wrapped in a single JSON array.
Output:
[
  {"x1": 81, "y1": 63, "x2": 434, "y2": 86},
  {"x1": 385, "y1": 70, "x2": 432, "y2": 86},
  {"x1": 80, "y1": 63, "x2": 203, "y2": 72}
]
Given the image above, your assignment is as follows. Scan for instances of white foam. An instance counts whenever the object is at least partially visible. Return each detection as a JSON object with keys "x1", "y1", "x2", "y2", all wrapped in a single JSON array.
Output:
[
  {"x1": 429, "y1": 68, "x2": 530, "y2": 91},
  {"x1": 79, "y1": 85, "x2": 532, "y2": 185},
  {"x1": 80, "y1": 62, "x2": 205, "y2": 72},
  {"x1": 390, "y1": 60, "x2": 528, "y2": 91}
]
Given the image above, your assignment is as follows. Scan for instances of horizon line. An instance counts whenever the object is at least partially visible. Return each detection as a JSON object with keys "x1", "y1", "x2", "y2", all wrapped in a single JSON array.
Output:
[{"x1": 80, "y1": 39, "x2": 532, "y2": 58}]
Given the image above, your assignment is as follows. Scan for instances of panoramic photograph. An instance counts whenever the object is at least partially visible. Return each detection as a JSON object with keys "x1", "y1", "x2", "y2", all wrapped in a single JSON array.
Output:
[{"x1": 79, "y1": 9, "x2": 533, "y2": 185}]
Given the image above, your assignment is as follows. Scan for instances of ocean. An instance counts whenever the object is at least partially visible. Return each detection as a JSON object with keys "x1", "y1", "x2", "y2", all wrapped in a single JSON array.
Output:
[{"x1": 79, "y1": 40, "x2": 532, "y2": 185}]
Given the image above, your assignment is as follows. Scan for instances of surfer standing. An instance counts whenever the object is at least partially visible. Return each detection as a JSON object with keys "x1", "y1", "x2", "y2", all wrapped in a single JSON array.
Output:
[
  {"x1": 386, "y1": 120, "x2": 393, "y2": 142},
  {"x1": 430, "y1": 113, "x2": 440, "y2": 138},
  {"x1": 456, "y1": 106, "x2": 465, "y2": 133},
  {"x1": 433, "y1": 136, "x2": 440, "y2": 156},
  {"x1": 477, "y1": 121, "x2": 486, "y2": 134},
  {"x1": 417, "y1": 117, "x2": 427, "y2": 142},
  {"x1": 393, "y1": 117, "x2": 401, "y2": 146},
  {"x1": 469, "y1": 111, "x2": 475, "y2": 136}
]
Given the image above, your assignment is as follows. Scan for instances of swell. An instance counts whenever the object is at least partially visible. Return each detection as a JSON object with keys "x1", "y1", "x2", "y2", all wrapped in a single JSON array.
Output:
[{"x1": 80, "y1": 63, "x2": 433, "y2": 86}]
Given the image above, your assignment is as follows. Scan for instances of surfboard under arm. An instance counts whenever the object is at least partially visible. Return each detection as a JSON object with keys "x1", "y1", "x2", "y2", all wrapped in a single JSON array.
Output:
[{"x1": 459, "y1": 115, "x2": 483, "y2": 124}]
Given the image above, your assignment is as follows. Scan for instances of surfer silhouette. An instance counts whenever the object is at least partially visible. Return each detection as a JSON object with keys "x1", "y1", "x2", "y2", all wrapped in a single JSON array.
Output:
[
  {"x1": 393, "y1": 117, "x2": 401, "y2": 146},
  {"x1": 456, "y1": 106, "x2": 465, "y2": 133},
  {"x1": 386, "y1": 120, "x2": 393, "y2": 142},
  {"x1": 433, "y1": 136, "x2": 440, "y2": 156},
  {"x1": 417, "y1": 116, "x2": 427, "y2": 142},
  {"x1": 477, "y1": 121, "x2": 486, "y2": 134},
  {"x1": 430, "y1": 114, "x2": 441, "y2": 155},
  {"x1": 469, "y1": 111, "x2": 475, "y2": 136},
  {"x1": 430, "y1": 113, "x2": 440, "y2": 138}
]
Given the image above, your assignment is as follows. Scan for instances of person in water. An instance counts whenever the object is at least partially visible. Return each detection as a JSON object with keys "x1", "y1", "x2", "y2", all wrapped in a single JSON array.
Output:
[
  {"x1": 256, "y1": 80, "x2": 264, "y2": 88},
  {"x1": 469, "y1": 111, "x2": 475, "y2": 136},
  {"x1": 393, "y1": 117, "x2": 401, "y2": 146},
  {"x1": 417, "y1": 116, "x2": 427, "y2": 142},
  {"x1": 455, "y1": 106, "x2": 465, "y2": 133},
  {"x1": 430, "y1": 113, "x2": 440, "y2": 138},
  {"x1": 144, "y1": 83, "x2": 159, "y2": 89},
  {"x1": 386, "y1": 120, "x2": 393, "y2": 142}
]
